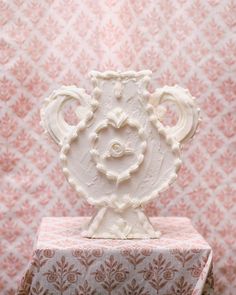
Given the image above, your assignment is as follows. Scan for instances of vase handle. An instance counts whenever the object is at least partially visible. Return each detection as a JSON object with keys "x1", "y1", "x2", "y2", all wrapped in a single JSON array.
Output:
[
  {"x1": 41, "y1": 85, "x2": 91, "y2": 146},
  {"x1": 150, "y1": 85, "x2": 200, "y2": 144}
]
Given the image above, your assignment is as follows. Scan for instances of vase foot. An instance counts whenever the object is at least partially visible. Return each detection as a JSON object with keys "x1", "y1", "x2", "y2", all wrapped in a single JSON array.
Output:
[{"x1": 81, "y1": 207, "x2": 161, "y2": 239}]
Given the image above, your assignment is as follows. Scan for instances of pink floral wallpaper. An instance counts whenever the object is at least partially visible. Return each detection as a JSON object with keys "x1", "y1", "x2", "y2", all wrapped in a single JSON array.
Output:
[{"x1": 0, "y1": 0, "x2": 235, "y2": 294}]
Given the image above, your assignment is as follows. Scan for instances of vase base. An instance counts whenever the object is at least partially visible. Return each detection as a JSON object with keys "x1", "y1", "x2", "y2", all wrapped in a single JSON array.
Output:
[{"x1": 81, "y1": 207, "x2": 161, "y2": 239}]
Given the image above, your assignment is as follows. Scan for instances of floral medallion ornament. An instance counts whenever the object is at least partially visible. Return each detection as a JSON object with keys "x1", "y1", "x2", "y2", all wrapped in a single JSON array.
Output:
[
  {"x1": 90, "y1": 107, "x2": 147, "y2": 183},
  {"x1": 41, "y1": 70, "x2": 200, "y2": 239}
]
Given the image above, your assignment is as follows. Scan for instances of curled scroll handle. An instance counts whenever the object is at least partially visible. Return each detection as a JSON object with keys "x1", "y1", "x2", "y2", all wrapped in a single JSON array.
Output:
[
  {"x1": 40, "y1": 86, "x2": 91, "y2": 146},
  {"x1": 150, "y1": 85, "x2": 200, "y2": 144}
]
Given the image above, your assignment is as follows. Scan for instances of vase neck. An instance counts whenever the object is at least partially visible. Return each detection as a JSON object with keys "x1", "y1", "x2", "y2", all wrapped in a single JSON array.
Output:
[{"x1": 89, "y1": 70, "x2": 152, "y2": 83}]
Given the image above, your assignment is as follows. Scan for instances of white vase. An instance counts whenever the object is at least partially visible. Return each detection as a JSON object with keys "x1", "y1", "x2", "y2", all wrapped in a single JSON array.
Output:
[{"x1": 41, "y1": 70, "x2": 200, "y2": 239}]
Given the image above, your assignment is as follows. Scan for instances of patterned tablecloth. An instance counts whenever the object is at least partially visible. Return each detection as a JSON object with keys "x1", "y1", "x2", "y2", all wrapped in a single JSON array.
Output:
[{"x1": 17, "y1": 217, "x2": 213, "y2": 295}]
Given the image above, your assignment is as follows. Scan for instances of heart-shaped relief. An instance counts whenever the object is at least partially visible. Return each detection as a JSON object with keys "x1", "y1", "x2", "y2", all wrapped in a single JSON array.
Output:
[{"x1": 90, "y1": 108, "x2": 147, "y2": 184}]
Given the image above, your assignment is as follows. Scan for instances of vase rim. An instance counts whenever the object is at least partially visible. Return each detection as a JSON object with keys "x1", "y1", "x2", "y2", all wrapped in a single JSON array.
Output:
[{"x1": 89, "y1": 70, "x2": 152, "y2": 80}]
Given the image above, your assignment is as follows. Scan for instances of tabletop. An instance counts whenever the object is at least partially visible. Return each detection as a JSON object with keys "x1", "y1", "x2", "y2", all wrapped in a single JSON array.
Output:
[{"x1": 17, "y1": 217, "x2": 214, "y2": 295}]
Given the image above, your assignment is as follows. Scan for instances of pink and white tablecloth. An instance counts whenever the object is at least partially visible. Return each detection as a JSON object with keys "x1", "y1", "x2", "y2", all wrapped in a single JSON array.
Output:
[{"x1": 17, "y1": 217, "x2": 213, "y2": 295}]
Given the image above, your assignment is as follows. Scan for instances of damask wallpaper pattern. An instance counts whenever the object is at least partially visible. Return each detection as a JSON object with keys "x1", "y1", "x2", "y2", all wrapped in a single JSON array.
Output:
[{"x1": 0, "y1": 0, "x2": 235, "y2": 294}]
